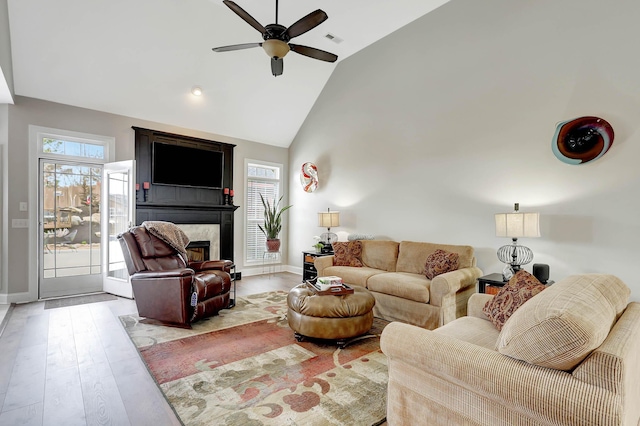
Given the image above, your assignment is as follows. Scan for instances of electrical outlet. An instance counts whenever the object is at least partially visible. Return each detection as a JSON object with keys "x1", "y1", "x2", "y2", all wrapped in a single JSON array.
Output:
[
  {"x1": 19, "y1": 202, "x2": 28, "y2": 211},
  {"x1": 12, "y1": 219, "x2": 29, "y2": 228}
]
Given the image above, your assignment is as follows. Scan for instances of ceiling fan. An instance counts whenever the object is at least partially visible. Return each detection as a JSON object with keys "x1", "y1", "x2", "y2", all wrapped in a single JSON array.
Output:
[{"x1": 212, "y1": 0, "x2": 338, "y2": 77}]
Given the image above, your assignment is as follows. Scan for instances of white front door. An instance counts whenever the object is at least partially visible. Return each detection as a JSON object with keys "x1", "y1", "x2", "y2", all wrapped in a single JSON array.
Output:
[{"x1": 101, "y1": 160, "x2": 135, "y2": 298}]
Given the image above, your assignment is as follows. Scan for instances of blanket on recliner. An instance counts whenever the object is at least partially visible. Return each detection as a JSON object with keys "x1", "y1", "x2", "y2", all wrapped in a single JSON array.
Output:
[{"x1": 142, "y1": 221, "x2": 190, "y2": 261}]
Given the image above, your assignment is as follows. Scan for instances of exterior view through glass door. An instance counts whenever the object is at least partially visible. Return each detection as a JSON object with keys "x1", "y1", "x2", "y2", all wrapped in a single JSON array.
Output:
[
  {"x1": 40, "y1": 160, "x2": 102, "y2": 298},
  {"x1": 102, "y1": 160, "x2": 135, "y2": 298}
]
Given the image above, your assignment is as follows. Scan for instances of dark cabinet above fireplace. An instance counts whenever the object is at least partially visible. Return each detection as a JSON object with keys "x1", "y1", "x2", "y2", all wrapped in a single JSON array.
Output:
[
  {"x1": 133, "y1": 127, "x2": 239, "y2": 261},
  {"x1": 133, "y1": 127, "x2": 236, "y2": 207}
]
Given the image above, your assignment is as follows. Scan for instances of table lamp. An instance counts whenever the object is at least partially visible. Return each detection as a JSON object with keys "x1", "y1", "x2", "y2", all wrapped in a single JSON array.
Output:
[
  {"x1": 318, "y1": 208, "x2": 340, "y2": 252},
  {"x1": 495, "y1": 203, "x2": 540, "y2": 275}
]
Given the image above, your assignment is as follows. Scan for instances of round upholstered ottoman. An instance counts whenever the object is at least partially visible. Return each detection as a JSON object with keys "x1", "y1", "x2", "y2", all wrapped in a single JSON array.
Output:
[{"x1": 287, "y1": 284, "x2": 375, "y2": 347}]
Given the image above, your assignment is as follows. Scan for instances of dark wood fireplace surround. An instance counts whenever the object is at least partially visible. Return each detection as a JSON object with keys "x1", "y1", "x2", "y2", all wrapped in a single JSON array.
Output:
[{"x1": 133, "y1": 127, "x2": 239, "y2": 261}]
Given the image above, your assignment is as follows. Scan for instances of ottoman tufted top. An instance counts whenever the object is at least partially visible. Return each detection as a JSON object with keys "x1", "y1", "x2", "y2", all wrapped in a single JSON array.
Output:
[{"x1": 287, "y1": 284, "x2": 375, "y2": 318}]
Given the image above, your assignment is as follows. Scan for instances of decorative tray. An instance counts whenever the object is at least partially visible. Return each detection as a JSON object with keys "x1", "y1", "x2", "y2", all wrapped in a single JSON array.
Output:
[{"x1": 305, "y1": 279, "x2": 354, "y2": 296}]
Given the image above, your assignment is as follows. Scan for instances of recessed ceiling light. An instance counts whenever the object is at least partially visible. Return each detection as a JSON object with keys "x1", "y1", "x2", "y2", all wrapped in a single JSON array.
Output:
[{"x1": 191, "y1": 86, "x2": 203, "y2": 96}]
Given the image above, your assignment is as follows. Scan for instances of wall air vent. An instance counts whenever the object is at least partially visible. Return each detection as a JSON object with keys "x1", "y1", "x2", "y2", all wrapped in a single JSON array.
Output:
[{"x1": 324, "y1": 33, "x2": 343, "y2": 44}]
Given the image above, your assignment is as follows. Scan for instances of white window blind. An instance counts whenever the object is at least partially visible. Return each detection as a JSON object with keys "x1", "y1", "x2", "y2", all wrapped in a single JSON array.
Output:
[{"x1": 246, "y1": 162, "x2": 282, "y2": 263}]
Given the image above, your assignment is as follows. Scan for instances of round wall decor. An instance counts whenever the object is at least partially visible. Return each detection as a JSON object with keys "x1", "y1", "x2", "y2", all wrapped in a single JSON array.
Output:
[
  {"x1": 300, "y1": 162, "x2": 318, "y2": 192},
  {"x1": 552, "y1": 116, "x2": 614, "y2": 165}
]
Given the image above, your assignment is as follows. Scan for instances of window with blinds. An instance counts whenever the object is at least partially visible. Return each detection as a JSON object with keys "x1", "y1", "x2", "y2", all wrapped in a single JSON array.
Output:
[{"x1": 246, "y1": 161, "x2": 283, "y2": 263}]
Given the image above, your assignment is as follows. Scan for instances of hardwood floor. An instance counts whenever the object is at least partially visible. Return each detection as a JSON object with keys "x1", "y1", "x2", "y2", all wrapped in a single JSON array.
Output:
[{"x1": 0, "y1": 272, "x2": 302, "y2": 426}]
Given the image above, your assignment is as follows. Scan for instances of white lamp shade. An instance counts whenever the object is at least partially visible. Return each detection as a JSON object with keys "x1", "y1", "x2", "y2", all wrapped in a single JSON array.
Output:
[
  {"x1": 318, "y1": 211, "x2": 340, "y2": 228},
  {"x1": 495, "y1": 212, "x2": 540, "y2": 238}
]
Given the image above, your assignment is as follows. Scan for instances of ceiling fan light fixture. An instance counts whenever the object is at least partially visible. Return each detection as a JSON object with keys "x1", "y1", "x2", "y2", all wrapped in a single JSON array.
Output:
[
  {"x1": 213, "y1": 1, "x2": 337, "y2": 75},
  {"x1": 262, "y1": 39, "x2": 289, "y2": 59}
]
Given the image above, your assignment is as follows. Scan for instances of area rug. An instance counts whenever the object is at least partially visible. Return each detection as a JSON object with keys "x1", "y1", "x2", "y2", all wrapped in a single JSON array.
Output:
[
  {"x1": 44, "y1": 292, "x2": 118, "y2": 309},
  {"x1": 120, "y1": 291, "x2": 388, "y2": 426}
]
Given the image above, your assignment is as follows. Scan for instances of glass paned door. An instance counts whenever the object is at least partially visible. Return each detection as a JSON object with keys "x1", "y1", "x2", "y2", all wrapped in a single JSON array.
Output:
[
  {"x1": 102, "y1": 160, "x2": 135, "y2": 298},
  {"x1": 39, "y1": 160, "x2": 102, "y2": 298}
]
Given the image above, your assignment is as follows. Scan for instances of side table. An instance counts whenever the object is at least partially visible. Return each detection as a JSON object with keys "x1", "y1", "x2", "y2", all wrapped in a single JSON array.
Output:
[
  {"x1": 477, "y1": 273, "x2": 507, "y2": 295},
  {"x1": 228, "y1": 263, "x2": 237, "y2": 308},
  {"x1": 262, "y1": 251, "x2": 281, "y2": 278},
  {"x1": 302, "y1": 251, "x2": 332, "y2": 282},
  {"x1": 478, "y1": 272, "x2": 554, "y2": 295}
]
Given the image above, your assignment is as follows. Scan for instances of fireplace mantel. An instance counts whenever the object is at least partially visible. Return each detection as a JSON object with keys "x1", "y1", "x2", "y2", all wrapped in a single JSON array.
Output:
[{"x1": 138, "y1": 203, "x2": 238, "y2": 211}]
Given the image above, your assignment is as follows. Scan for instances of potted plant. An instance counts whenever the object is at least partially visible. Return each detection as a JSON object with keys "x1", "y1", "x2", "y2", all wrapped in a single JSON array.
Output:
[
  {"x1": 312, "y1": 236, "x2": 324, "y2": 253},
  {"x1": 258, "y1": 194, "x2": 292, "y2": 252}
]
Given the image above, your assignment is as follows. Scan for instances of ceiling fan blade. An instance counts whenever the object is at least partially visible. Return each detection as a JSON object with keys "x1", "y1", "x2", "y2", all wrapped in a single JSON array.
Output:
[
  {"x1": 222, "y1": 0, "x2": 266, "y2": 34},
  {"x1": 289, "y1": 44, "x2": 337, "y2": 62},
  {"x1": 271, "y1": 57, "x2": 283, "y2": 77},
  {"x1": 212, "y1": 42, "x2": 262, "y2": 52},
  {"x1": 285, "y1": 9, "x2": 328, "y2": 39}
]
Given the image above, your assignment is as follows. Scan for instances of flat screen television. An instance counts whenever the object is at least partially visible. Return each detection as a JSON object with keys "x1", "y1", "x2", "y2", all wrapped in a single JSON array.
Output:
[{"x1": 152, "y1": 142, "x2": 224, "y2": 189}]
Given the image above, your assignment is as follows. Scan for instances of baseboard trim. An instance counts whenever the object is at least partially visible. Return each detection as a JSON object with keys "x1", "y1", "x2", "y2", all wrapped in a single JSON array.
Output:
[
  {"x1": 0, "y1": 303, "x2": 15, "y2": 337},
  {"x1": 239, "y1": 265, "x2": 301, "y2": 278},
  {"x1": 0, "y1": 291, "x2": 34, "y2": 304}
]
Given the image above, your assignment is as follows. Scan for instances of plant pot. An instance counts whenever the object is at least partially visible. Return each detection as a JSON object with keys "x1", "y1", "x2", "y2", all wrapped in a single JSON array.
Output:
[{"x1": 266, "y1": 239, "x2": 281, "y2": 252}]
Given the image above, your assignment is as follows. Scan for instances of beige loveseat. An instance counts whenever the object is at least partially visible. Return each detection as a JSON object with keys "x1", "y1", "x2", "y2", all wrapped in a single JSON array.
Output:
[
  {"x1": 314, "y1": 240, "x2": 483, "y2": 329},
  {"x1": 381, "y1": 274, "x2": 640, "y2": 425}
]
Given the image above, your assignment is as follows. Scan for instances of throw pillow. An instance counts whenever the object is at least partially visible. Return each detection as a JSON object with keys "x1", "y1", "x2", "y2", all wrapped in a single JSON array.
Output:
[
  {"x1": 483, "y1": 270, "x2": 546, "y2": 331},
  {"x1": 332, "y1": 241, "x2": 363, "y2": 267},
  {"x1": 424, "y1": 249, "x2": 460, "y2": 279}
]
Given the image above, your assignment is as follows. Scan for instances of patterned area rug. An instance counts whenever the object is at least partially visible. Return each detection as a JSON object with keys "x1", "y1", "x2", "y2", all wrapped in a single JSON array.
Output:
[{"x1": 120, "y1": 291, "x2": 388, "y2": 426}]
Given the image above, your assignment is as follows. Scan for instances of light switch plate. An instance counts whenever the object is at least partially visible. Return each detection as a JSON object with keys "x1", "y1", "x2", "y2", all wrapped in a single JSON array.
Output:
[
  {"x1": 12, "y1": 219, "x2": 28, "y2": 228},
  {"x1": 19, "y1": 202, "x2": 28, "y2": 211}
]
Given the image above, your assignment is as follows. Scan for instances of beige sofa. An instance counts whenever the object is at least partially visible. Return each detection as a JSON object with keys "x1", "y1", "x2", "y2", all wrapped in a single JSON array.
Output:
[
  {"x1": 314, "y1": 240, "x2": 483, "y2": 329},
  {"x1": 381, "y1": 274, "x2": 640, "y2": 425}
]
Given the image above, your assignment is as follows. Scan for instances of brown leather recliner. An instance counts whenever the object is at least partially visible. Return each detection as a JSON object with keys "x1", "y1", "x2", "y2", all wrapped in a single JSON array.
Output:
[{"x1": 118, "y1": 225, "x2": 233, "y2": 328}]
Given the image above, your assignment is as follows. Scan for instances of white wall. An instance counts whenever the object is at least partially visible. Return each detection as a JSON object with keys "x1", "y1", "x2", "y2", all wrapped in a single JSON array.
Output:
[
  {"x1": 3, "y1": 96, "x2": 288, "y2": 302},
  {"x1": 288, "y1": 0, "x2": 640, "y2": 300}
]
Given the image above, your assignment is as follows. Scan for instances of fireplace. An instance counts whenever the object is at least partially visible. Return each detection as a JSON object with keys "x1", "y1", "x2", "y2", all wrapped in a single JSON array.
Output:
[
  {"x1": 186, "y1": 241, "x2": 210, "y2": 262},
  {"x1": 177, "y1": 224, "x2": 220, "y2": 261}
]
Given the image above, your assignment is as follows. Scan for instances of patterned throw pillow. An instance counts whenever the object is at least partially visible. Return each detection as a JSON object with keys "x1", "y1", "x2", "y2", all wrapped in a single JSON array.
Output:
[
  {"x1": 424, "y1": 249, "x2": 460, "y2": 279},
  {"x1": 483, "y1": 270, "x2": 546, "y2": 331},
  {"x1": 332, "y1": 241, "x2": 363, "y2": 267}
]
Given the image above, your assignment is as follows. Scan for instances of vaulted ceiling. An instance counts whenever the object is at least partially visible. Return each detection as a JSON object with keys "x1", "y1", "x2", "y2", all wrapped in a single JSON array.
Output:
[{"x1": 4, "y1": 0, "x2": 448, "y2": 147}]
